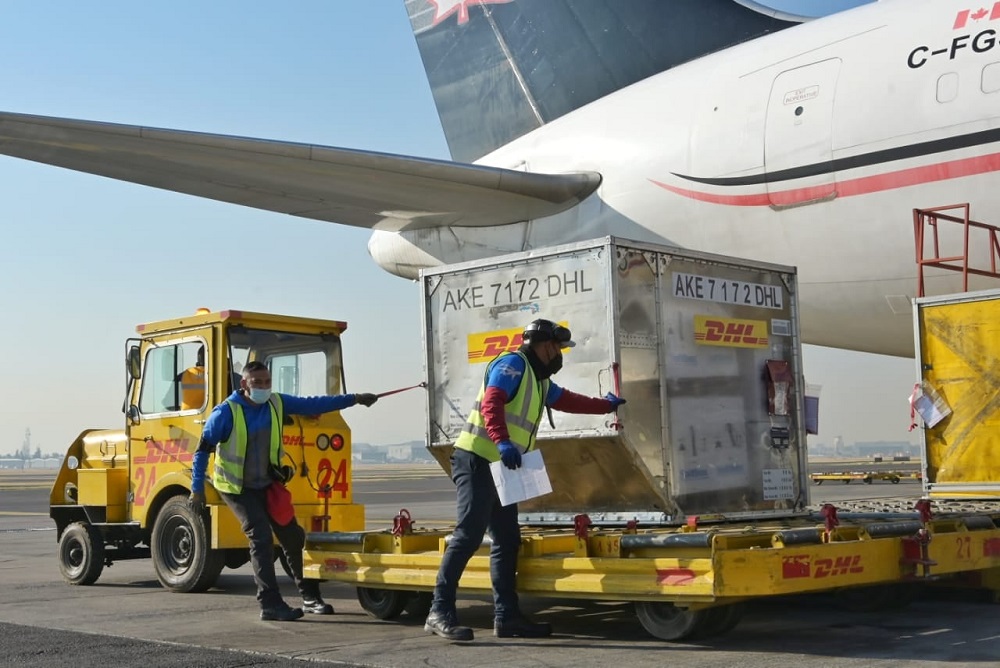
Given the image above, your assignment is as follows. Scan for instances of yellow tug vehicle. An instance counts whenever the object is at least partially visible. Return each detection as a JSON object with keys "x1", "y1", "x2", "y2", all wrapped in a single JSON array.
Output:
[{"x1": 51, "y1": 309, "x2": 364, "y2": 591}]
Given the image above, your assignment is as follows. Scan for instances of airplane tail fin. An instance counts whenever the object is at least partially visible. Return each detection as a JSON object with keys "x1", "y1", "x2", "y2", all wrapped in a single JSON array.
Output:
[{"x1": 405, "y1": 0, "x2": 802, "y2": 162}]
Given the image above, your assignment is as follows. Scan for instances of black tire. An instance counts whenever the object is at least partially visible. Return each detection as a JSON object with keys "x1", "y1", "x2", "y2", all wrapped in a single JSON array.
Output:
[
  {"x1": 151, "y1": 496, "x2": 225, "y2": 592},
  {"x1": 224, "y1": 548, "x2": 250, "y2": 570},
  {"x1": 634, "y1": 602, "x2": 714, "y2": 641},
  {"x1": 356, "y1": 587, "x2": 410, "y2": 620},
  {"x1": 890, "y1": 476, "x2": 901, "y2": 484},
  {"x1": 58, "y1": 522, "x2": 105, "y2": 586},
  {"x1": 404, "y1": 591, "x2": 433, "y2": 618},
  {"x1": 691, "y1": 603, "x2": 744, "y2": 639}
]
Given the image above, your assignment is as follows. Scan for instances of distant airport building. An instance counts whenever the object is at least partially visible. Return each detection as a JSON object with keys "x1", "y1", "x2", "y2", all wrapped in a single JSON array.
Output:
[
  {"x1": 0, "y1": 457, "x2": 61, "y2": 469},
  {"x1": 855, "y1": 441, "x2": 919, "y2": 458}
]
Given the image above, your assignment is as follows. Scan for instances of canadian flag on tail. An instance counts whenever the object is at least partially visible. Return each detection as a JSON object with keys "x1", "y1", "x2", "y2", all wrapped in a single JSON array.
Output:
[{"x1": 954, "y1": 3, "x2": 1000, "y2": 29}]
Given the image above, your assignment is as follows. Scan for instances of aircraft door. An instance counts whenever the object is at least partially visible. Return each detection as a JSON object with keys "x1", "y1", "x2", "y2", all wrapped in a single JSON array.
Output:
[{"x1": 764, "y1": 59, "x2": 841, "y2": 208}]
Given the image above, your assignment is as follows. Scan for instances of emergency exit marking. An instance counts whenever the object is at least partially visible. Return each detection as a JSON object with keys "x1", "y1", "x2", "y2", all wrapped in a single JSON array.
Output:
[{"x1": 673, "y1": 272, "x2": 783, "y2": 310}]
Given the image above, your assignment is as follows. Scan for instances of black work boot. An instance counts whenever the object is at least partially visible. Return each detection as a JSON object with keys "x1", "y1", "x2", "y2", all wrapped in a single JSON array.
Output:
[
  {"x1": 260, "y1": 602, "x2": 304, "y2": 622},
  {"x1": 494, "y1": 615, "x2": 552, "y2": 638},
  {"x1": 302, "y1": 596, "x2": 335, "y2": 615},
  {"x1": 424, "y1": 610, "x2": 474, "y2": 641}
]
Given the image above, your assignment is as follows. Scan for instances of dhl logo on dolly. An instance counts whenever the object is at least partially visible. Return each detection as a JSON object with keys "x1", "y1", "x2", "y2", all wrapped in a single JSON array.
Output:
[{"x1": 694, "y1": 315, "x2": 768, "y2": 349}]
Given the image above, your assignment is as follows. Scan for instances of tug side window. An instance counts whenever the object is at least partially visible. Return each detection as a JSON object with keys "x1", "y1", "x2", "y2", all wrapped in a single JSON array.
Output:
[{"x1": 138, "y1": 342, "x2": 206, "y2": 414}]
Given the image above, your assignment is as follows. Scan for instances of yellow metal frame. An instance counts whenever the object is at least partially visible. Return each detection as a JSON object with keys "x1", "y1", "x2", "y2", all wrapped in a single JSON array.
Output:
[{"x1": 304, "y1": 516, "x2": 1000, "y2": 604}]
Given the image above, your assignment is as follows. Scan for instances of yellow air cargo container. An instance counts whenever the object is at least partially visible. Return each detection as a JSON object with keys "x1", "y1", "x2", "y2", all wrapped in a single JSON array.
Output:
[{"x1": 914, "y1": 289, "x2": 1000, "y2": 497}]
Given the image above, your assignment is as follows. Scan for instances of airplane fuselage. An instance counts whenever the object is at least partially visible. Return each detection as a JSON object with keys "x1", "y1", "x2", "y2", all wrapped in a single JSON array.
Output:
[{"x1": 370, "y1": 0, "x2": 1000, "y2": 356}]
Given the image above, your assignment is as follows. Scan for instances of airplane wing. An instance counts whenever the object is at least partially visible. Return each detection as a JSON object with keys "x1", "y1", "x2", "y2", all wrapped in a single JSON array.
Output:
[{"x1": 0, "y1": 112, "x2": 600, "y2": 231}]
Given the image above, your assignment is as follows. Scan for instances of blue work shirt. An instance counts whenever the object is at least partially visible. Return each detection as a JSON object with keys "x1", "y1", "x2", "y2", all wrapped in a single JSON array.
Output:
[
  {"x1": 486, "y1": 353, "x2": 564, "y2": 405},
  {"x1": 190, "y1": 390, "x2": 357, "y2": 493}
]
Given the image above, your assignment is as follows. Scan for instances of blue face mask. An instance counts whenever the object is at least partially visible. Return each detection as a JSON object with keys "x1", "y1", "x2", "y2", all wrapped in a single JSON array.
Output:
[{"x1": 248, "y1": 387, "x2": 272, "y2": 404}]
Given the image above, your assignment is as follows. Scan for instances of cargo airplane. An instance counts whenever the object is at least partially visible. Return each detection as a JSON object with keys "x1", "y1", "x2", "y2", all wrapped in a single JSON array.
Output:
[{"x1": 0, "y1": 0, "x2": 997, "y2": 356}]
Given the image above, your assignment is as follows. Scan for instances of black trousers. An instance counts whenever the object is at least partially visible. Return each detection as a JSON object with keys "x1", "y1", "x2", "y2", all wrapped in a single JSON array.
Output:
[
  {"x1": 431, "y1": 447, "x2": 522, "y2": 621},
  {"x1": 220, "y1": 487, "x2": 320, "y2": 609}
]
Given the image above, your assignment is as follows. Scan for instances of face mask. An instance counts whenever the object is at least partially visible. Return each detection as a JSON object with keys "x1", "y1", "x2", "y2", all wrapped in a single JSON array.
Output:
[
  {"x1": 547, "y1": 352, "x2": 563, "y2": 375},
  {"x1": 248, "y1": 387, "x2": 272, "y2": 404}
]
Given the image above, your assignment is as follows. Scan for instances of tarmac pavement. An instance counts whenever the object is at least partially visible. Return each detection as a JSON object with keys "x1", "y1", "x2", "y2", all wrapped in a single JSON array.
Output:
[{"x1": 1, "y1": 464, "x2": 998, "y2": 667}]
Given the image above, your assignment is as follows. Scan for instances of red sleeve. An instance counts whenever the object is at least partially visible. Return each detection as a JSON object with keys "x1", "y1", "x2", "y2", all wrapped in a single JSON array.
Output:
[
  {"x1": 551, "y1": 388, "x2": 613, "y2": 414},
  {"x1": 482, "y1": 386, "x2": 511, "y2": 443}
]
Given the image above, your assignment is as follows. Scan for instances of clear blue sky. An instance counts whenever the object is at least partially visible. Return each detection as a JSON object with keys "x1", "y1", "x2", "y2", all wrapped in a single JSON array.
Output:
[{"x1": 1, "y1": 0, "x2": 909, "y2": 456}]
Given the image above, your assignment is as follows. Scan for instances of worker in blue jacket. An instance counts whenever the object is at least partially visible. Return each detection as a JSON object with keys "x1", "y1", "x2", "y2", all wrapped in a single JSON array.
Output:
[
  {"x1": 189, "y1": 360, "x2": 378, "y2": 621},
  {"x1": 424, "y1": 319, "x2": 626, "y2": 641}
]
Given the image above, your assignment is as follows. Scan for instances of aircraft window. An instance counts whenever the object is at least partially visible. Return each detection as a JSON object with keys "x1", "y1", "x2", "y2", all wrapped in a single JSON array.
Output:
[
  {"x1": 982, "y1": 62, "x2": 1000, "y2": 94},
  {"x1": 936, "y1": 73, "x2": 959, "y2": 103}
]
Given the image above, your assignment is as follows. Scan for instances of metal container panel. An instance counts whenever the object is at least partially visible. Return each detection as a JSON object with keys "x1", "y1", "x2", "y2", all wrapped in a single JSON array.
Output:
[{"x1": 421, "y1": 237, "x2": 807, "y2": 523}]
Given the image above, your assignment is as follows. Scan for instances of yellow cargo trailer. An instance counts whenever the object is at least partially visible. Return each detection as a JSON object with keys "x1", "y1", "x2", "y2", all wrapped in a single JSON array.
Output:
[{"x1": 303, "y1": 239, "x2": 1000, "y2": 641}]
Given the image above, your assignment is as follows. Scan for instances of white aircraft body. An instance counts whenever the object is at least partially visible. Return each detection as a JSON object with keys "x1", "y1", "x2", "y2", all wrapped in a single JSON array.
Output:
[{"x1": 0, "y1": 0, "x2": 997, "y2": 356}]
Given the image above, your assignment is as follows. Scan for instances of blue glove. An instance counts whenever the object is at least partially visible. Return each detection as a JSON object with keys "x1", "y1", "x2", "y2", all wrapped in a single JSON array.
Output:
[
  {"x1": 605, "y1": 392, "x2": 626, "y2": 410},
  {"x1": 497, "y1": 440, "x2": 522, "y2": 470}
]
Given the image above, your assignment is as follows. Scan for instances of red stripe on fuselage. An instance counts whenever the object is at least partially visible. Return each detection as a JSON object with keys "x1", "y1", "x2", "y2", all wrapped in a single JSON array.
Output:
[{"x1": 652, "y1": 152, "x2": 1000, "y2": 206}]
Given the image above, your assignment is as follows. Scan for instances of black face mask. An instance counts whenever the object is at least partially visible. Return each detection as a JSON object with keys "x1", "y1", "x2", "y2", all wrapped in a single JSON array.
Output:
[{"x1": 547, "y1": 352, "x2": 563, "y2": 375}]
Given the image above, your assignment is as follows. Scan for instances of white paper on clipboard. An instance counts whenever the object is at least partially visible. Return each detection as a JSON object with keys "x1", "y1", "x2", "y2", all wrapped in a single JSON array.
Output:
[{"x1": 490, "y1": 449, "x2": 553, "y2": 507}]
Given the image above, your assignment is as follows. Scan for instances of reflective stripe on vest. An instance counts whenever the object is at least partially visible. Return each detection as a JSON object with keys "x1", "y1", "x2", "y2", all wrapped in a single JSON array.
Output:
[
  {"x1": 454, "y1": 351, "x2": 547, "y2": 462},
  {"x1": 212, "y1": 393, "x2": 284, "y2": 494}
]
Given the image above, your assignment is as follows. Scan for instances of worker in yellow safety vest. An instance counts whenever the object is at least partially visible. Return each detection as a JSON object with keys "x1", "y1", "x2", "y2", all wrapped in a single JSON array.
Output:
[
  {"x1": 423, "y1": 319, "x2": 626, "y2": 642},
  {"x1": 188, "y1": 360, "x2": 379, "y2": 622}
]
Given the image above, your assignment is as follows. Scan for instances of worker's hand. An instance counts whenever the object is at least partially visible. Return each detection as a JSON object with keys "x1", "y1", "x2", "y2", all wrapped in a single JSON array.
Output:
[
  {"x1": 604, "y1": 392, "x2": 626, "y2": 410},
  {"x1": 188, "y1": 491, "x2": 206, "y2": 513},
  {"x1": 497, "y1": 440, "x2": 522, "y2": 470},
  {"x1": 355, "y1": 393, "x2": 378, "y2": 407},
  {"x1": 271, "y1": 464, "x2": 295, "y2": 484}
]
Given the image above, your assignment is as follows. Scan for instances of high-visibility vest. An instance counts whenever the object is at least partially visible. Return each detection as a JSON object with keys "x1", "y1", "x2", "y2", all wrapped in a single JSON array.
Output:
[
  {"x1": 212, "y1": 394, "x2": 284, "y2": 494},
  {"x1": 180, "y1": 366, "x2": 206, "y2": 410},
  {"x1": 454, "y1": 351, "x2": 548, "y2": 461}
]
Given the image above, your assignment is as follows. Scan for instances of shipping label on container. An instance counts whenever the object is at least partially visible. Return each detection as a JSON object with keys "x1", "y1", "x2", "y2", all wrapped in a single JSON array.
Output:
[
  {"x1": 693, "y1": 315, "x2": 769, "y2": 349},
  {"x1": 762, "y1": 468, "x2": 795, "y2": 500},
  {"x1": 673, "y1": 272, "x2": 783, "y2": 309}
]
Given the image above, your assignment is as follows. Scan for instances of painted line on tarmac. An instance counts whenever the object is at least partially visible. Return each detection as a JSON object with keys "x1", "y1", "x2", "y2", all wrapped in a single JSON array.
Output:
[
  {"x1": 0, "y1": 511, "x2": 48, "y2": 516},
  {"x1": 0, "y1": 527, "x2": 54, "y2": 533},
  {"x1": 358, "y1": 490, "x2": 445, "y2": 495}
]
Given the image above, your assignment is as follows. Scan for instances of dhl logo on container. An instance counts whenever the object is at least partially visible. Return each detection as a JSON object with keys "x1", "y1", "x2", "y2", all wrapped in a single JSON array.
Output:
[
  {"x1": 694, "y1": 315, "x2": 768, "y2": 349},
  {"x1": 467, "y1": 322, "x2": 570, "y2": 364}
]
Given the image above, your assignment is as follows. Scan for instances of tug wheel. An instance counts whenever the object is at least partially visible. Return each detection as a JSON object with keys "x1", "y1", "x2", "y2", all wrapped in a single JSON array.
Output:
[
  {"x1": 151, "y1": 495, "x2": 225, "y2": 592},
  {"x1": 58, "y1": 522, "x2": 105, "y2": 586}
]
